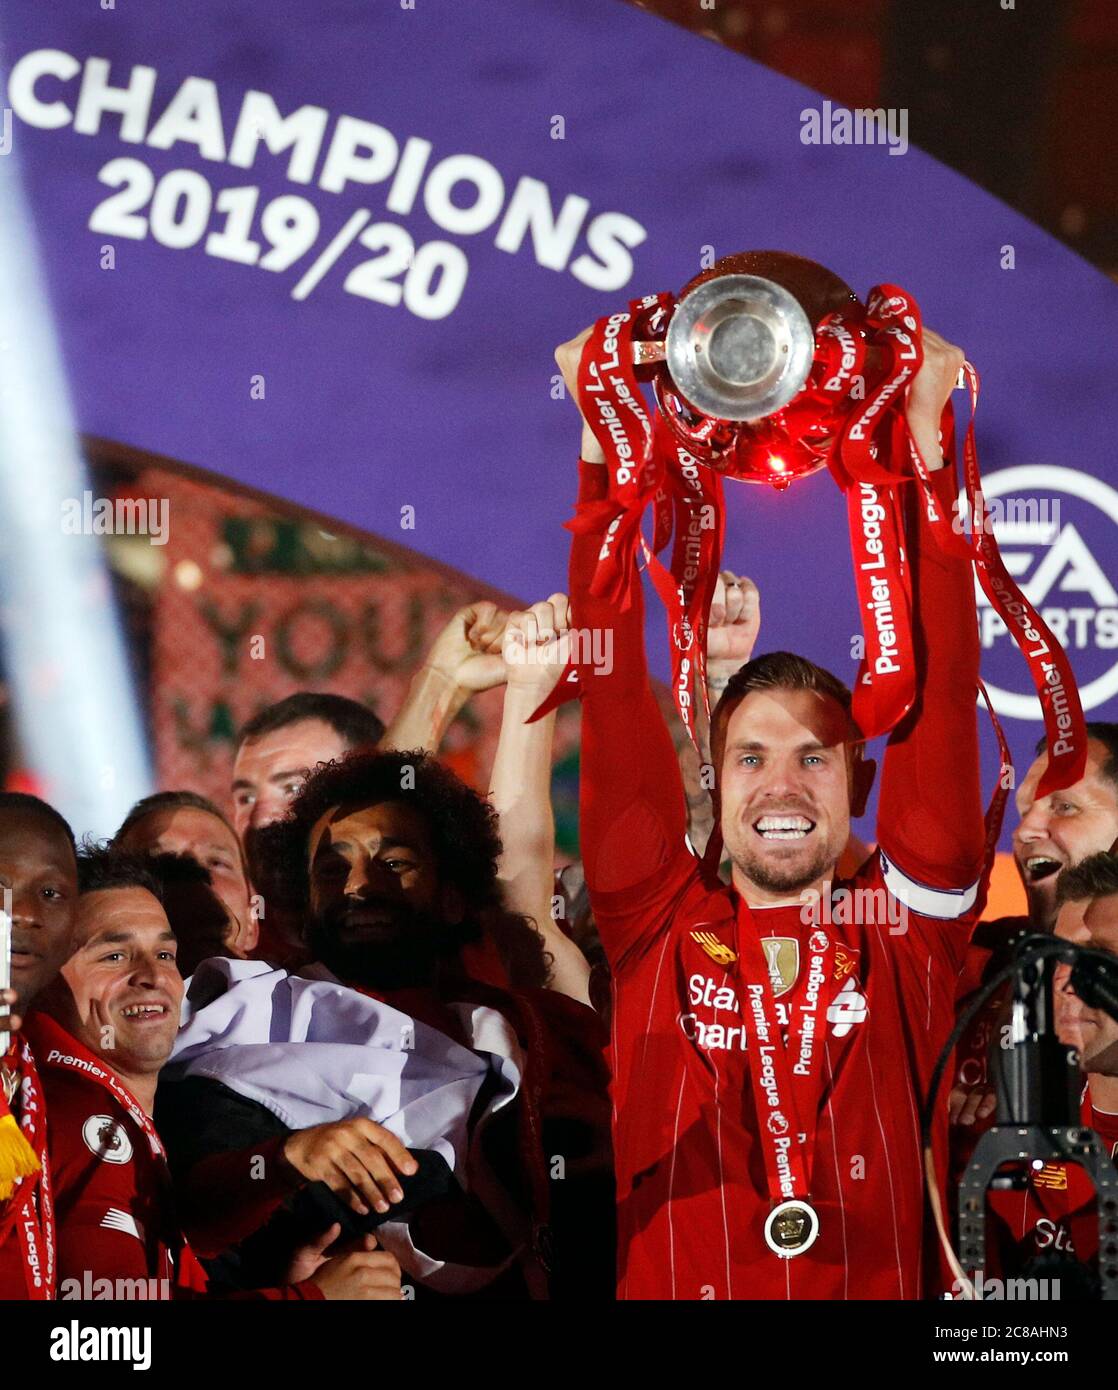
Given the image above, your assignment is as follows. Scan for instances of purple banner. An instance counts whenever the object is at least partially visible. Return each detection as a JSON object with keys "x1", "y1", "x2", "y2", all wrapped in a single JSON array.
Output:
[{"x1": 2, "y1": 0, "x2": 1116, "y2": 818}]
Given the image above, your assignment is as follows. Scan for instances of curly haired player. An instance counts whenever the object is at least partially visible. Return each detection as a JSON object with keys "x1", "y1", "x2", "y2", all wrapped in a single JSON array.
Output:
[{"x1": 159, "y1": 750, "x2": 614, "y2": 1299}]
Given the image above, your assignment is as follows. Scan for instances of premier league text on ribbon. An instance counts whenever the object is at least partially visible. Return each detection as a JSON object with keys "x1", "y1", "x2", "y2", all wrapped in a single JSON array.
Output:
[{"x1": 5, "y1": 50, "x2": 647, "y2": 318}]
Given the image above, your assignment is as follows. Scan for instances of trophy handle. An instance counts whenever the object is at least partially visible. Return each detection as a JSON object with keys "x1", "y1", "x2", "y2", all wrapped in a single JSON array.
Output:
[{"x1": 631, "y1": 341, "x2": 666, "y2": 368}]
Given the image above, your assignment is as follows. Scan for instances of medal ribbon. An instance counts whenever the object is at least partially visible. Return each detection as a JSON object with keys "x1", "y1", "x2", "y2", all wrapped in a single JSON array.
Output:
[
  {"x1": 0, "y1": 1039, "x2": 56, "y2": 1299},
  {"x1": 843, "y1": 473, "x2": 916, "y2": 739},
  {"x1": 833, "y1": 286, "x2": 924, "y2": 739},
  {"x1": 643, "y1": 421, "x2": 726, "y2": 742},
  {"x1": 735, "y1": 903, "x2": 838, "y2": 1214},
  {"x1": 529, "y1": 297, "x2": 667, "y2": 724},
  {"x1": 956, "y1": 365, "x2": 1087, "y2": 797},
  {"x1": 31, "y1": 1016, "x2": 165, "y2": 1160},
  {"x1": 827, "y1": 287, "x2": 1086, "y2": 793},
  {"x1": 574, "y1": 295, "x2": 670, "y2": 601}
]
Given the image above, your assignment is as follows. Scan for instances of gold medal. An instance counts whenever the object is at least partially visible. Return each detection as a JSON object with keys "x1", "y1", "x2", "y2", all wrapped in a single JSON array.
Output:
[{"x1": 763, "y1": 1199, "x2": 820, "y2": 1258}]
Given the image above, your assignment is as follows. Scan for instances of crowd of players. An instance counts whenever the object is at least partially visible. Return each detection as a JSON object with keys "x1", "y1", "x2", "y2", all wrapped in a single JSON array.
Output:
[{"x1": 1, "y1": 322, "x2": 1117, "y2": 1301}]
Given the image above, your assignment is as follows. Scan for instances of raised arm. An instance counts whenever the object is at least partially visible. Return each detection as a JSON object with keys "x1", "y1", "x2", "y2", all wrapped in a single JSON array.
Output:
[
  {"x1": 380, "y1": 602, "x2": 509, "y2": 755},
  {"x1": 487, "y1": 596, "x2": 592, "y2": 1005},
  {"x1": 554, "y1": 329, "x2": 693, "y2": 961},
  {"x1": 876, "y1": 328, "x2": 985, "y2": 896}
]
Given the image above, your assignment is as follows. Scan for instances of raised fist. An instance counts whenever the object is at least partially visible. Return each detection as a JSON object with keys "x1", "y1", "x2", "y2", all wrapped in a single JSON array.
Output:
[
  {"x1": 707, "y1": 572, "x2": 761, "y2": 688},
  {"x1": 423, "y1": 601, "x2": 510, "y2": 694},
  {"x1": 905, "y1": 327, "x2": 966, "y2": 473},
  {"x1": 502, "y1": 594, "x2": 573, "y2": 694}
]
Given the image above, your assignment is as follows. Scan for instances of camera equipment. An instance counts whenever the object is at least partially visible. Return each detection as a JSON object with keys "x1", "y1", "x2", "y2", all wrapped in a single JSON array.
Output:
[{"x1": 923, "y1": 934, "x2": 1118, "y2": 1300}]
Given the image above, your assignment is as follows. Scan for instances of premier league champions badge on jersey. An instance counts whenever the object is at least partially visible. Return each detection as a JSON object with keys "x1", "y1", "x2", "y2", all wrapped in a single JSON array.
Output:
[
  {"x1": 764, "y1": 1199, "x2": 820, "y2": 1258},
  {"x1": 761, "y1": 937, "x2": 800, "y2": 998}
]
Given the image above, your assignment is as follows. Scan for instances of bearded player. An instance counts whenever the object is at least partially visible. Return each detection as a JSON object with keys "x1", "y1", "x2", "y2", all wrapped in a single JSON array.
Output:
[
  {"x1": 555, "y1": 320, "x2": 984, "y2": 1299},
  {"x1": 951, "y1": 725, "x2": 1118, "y2": 1130}
]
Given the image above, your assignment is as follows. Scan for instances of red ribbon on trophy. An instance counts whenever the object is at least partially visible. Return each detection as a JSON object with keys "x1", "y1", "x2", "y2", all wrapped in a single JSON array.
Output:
[
  {"x1": 533, "y1": 251, "x2": 1087, "y2": 802},
  {"x1": 530, "y1": 291, "x2": 727, "y2": 740}
]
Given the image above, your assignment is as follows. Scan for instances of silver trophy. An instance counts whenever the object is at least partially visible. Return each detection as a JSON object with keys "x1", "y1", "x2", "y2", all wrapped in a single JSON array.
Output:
[
  {"x1": 640, "y1": 272, "x2": 818, "y2": 422},
  {"x1": 632, "y1": 251, "x2": 861, "y2": 481}
]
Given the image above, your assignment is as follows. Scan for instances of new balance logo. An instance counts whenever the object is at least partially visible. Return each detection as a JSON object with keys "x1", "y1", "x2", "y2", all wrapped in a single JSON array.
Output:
[
  {"x1": 100, "y1": 1207, "x2": 144, "y2": 1241},
  {"x1": 690, "y1": 930, "x2": 737, "y2": 966}
]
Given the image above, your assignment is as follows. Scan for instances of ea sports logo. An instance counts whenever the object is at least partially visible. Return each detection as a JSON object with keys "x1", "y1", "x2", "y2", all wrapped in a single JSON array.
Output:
[{"x1": 968, "y1": 466, "x2": 1118, "y2": 718}]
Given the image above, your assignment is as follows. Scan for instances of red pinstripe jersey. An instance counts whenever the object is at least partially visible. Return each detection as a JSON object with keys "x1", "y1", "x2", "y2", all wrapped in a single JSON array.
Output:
[
  {"x1": 599, "y1": 846, "x2": 977, "y2": 1299},
  {"x1": 570, "y1": 457, "x2": 986, "y2": 1300},
  {"x1": 982, "y1": 1096, "x2": 1118, "y2": 1280},
  {"x1": 24, "y1": 1014, "x2": 318, "y2": 1301}
]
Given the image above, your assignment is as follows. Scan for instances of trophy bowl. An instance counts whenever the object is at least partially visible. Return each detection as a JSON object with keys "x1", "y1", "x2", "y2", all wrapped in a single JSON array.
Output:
[
  {"x1": 667, "y1": 251, "x2": 859, "y2": 423},
  {"x1": 636, "y1": 251, "x2": 863, "y2": 485},
  {"x1": 663, "y1": 274, "x2": 816, "y2": 423}
]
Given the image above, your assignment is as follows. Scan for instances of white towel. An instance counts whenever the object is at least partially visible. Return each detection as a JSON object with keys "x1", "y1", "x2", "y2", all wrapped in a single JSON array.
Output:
[{"x1": 168, "y1": 957, "x2": 528, "y2": 1292}]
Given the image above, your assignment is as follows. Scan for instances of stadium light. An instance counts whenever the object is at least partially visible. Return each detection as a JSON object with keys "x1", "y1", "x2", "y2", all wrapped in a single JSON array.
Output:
[{"x1": 0, "y1": 107, "x2": 152, "y2": 836}]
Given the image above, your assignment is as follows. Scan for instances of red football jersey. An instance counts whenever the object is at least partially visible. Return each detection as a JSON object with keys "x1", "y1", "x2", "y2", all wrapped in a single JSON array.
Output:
[
  {"x1": 570, "y1": 458, "x2": 986, "y2": 1300},
  {"x1": 983, "y1": 1096, "x2": 1118, "y2": 1278},
  {"x1": 24, "y1": 1014, "x2": 319, "y2": 1301}
]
